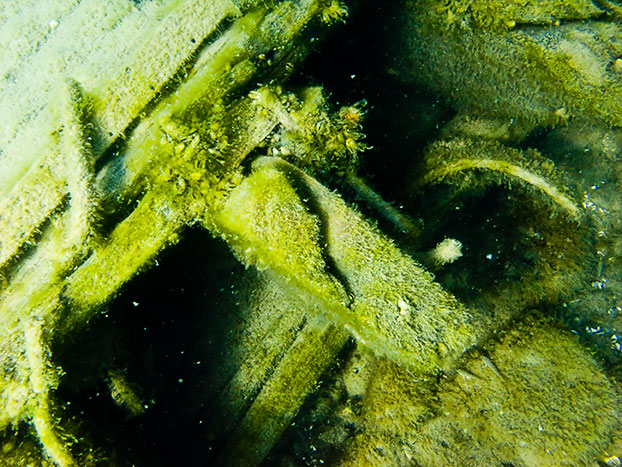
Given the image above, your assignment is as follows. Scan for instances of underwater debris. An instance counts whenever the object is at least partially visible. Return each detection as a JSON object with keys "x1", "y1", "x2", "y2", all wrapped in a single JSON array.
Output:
[
  {"x1": 0, "y1": 1, "x2": 363, "y2": 464},
  {"x1": 213, "y1": 156, "x2": 477, "y2": 374},
  {"x1": 418, "y1": 138, "x2": 581, "y2": 219},
  {"x1": 107, "y1": 369, "x2": 146, "y2": 418},
  {"x1": 0, "y1": 0, "x2": 620, "y2": 465},
  {"x1": 336, "y1": 314, "x2": 619, "y2": 466},
  {"x1": 399, "y1": 0, "x2": 622, "y2": 128}
]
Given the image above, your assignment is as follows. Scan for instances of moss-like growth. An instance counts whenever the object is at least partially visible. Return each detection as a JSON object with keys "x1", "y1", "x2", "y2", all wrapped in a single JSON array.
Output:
[
  {"x1": 418, "y1": 138, "x2": 580, "y2": 219},
  {"x1": 400, "y1": 0, "x2": 622, "y2": 128},
  {"x1": 251, "y1": 86, "x2": 368, "y2": 174},
  {"x1": 433, "y1": 0, "x2": 603, "y2": 31},
  {"x1": 2, "y1": 0, "x2": 621, "y2": 465},
  {"x1": 214, "y1": 157, "x2": 477, "y2": 374},
  {"x1": 415, "y1": 317, "x2": 620, "y2": 465},
  {"x1": 339, "y1": 314, "x2": 620, "y2": 466}
]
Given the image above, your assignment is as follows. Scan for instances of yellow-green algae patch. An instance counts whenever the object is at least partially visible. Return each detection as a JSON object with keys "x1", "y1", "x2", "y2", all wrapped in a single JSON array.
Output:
[
  {"x1": 419, "y1": 138, "x2": 580, "y2": 219},
  {"x1": 1, "y1": 0, "x2": 621, "y2": 465},
  {"x1": 400, "y1": 0, "x2": 622, "y2": 128},
  {"x1": 214, "y1": 157, "x2": 477, "y2": 374},
  {"x1": 339, "y1": 315, "x2": 620, "y2": 466}
]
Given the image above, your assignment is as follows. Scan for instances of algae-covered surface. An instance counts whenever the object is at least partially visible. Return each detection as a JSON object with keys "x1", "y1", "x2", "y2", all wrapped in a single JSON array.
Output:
[{"x1": 0, "y1": 0, "x2": 621, "y2": 465}]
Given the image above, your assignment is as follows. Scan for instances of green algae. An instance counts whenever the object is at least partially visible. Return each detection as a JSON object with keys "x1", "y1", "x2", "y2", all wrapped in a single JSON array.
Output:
[
  {"x1": 0, "y1": 1, "x2": 356, "y2": 464},
  {"x1": 400, "y1": 0, "x2": 622, "y2": 128},
  {"x1": 418, "y1": 138, "x2": 581, "y2": 218},
  {"x1": 214, "y1": 157, "x2": 476, "y2": 374},
  {"x1": 0, "y1": 0, "x2": 621, "y2": 465},
  {"x1": 338, "y1": 314, "x2": 620, "y2": 467}
]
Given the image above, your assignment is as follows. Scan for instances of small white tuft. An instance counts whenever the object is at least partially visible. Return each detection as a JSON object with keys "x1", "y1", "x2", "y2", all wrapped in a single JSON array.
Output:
[{"x1": 431, "y1": 238, "x2": 462, "y2": 266}]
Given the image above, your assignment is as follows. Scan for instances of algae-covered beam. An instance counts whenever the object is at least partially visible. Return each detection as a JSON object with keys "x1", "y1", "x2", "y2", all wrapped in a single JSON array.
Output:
[
  {"x1": 0, "y1": 0, "x2": 336, "y2": 276},
  {"x1": 219, "y1": 320, "x2": 349, "y2": 466},
  {"x1": 0, "y1": 0, "x2": 241, "y2": 196},
  {"x1": 0, "y1": 0, "x2": 240, "y2": 272},
  {"x1": 212, "y1": 157, "x2": 477, "y2": 375},
  {"x1": 97, "y1": 0, "x2": 334, "y2": 206},
  {"x1": 418, "y1": 138, "x2": 581, "y2": 219}
]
